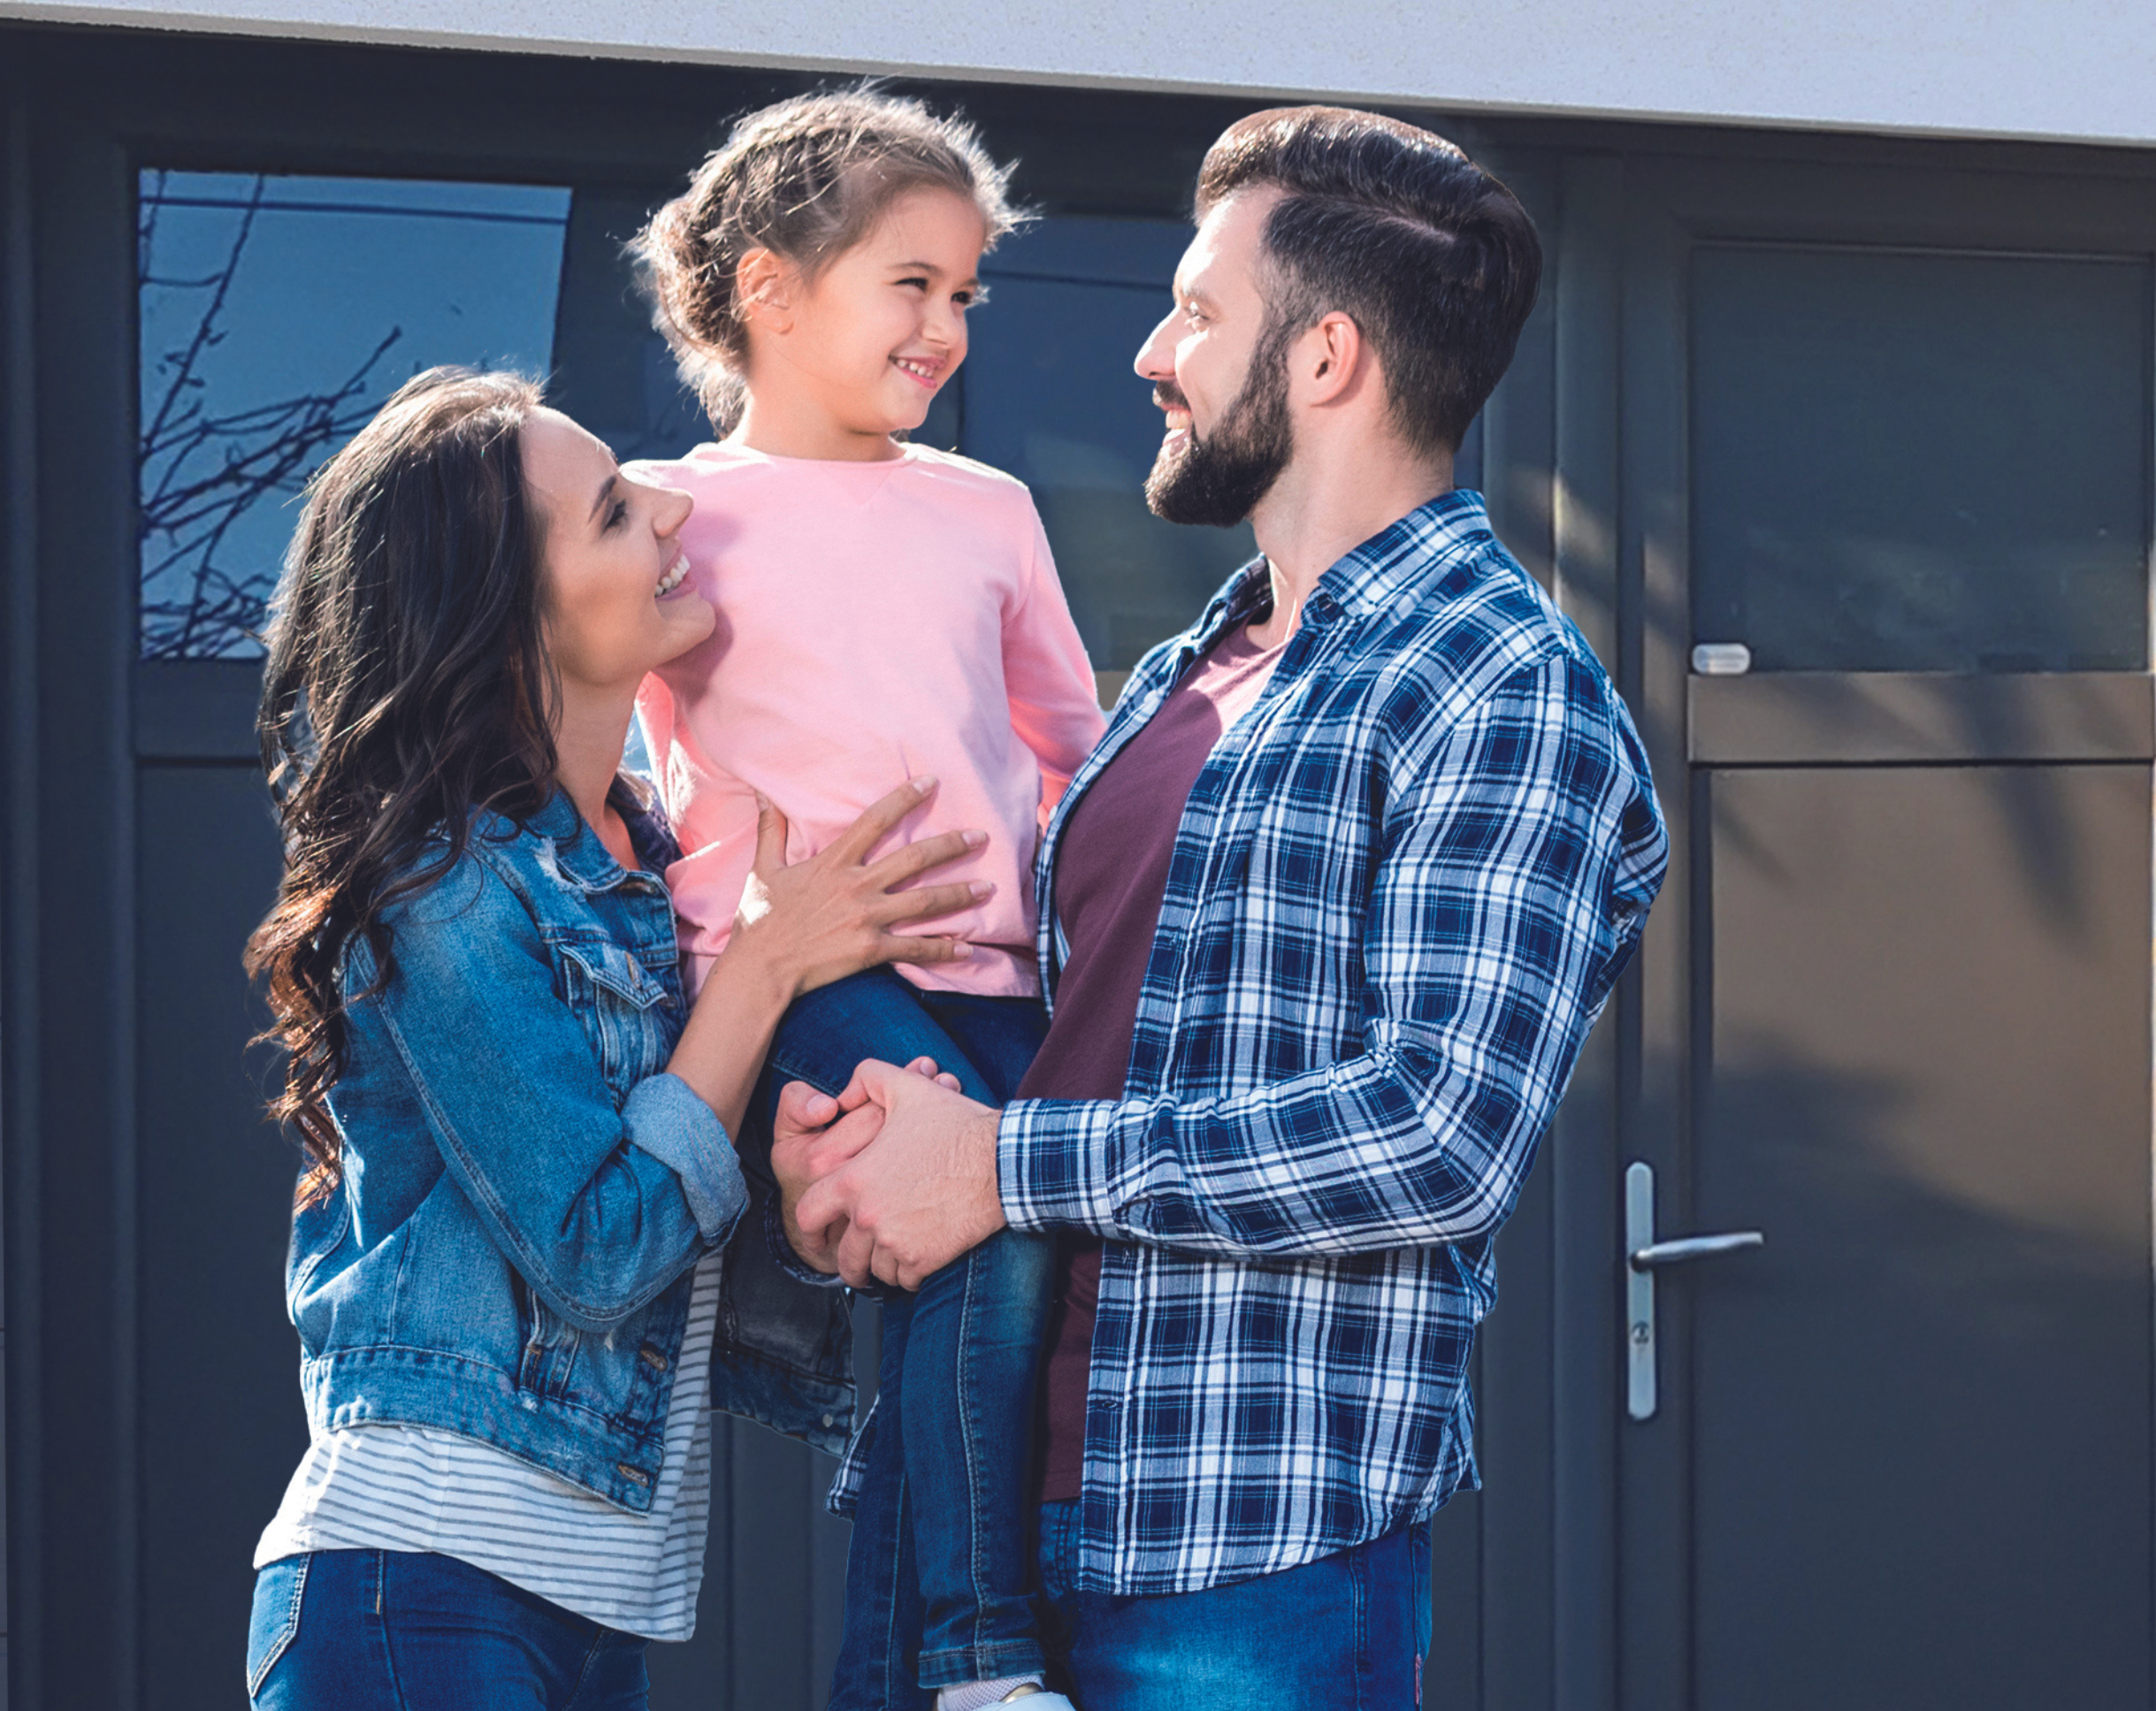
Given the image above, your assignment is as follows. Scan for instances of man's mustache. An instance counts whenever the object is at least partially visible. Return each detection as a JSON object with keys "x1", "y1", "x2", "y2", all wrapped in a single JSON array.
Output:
[{"x1": 1153, "y1": 382, "x2": 1190, "y2": 414}]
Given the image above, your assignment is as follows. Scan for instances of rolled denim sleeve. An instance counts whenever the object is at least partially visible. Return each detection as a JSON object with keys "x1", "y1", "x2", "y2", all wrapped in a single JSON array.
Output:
[
  {"x1": 622, "y1": 1073, "x2": 746, "y2": 1241},
  {"x1": 364, "y1": 856, "x2": 740, "y2": 1332}
]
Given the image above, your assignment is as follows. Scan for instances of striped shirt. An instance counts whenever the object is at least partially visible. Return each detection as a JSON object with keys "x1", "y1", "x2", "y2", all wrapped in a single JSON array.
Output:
[
  {"x1": 254, "y1": 1251, "x2": 720, "y2": 1640},
  {"x1": 984, "y1": 490, "x2": 1667, "y2": 1595}
]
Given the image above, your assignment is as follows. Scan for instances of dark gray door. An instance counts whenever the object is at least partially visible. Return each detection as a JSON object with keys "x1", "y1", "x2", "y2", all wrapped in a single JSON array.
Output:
[{"x1": 1617, "y1": 159, "x2": 2156, "y2": 1708}]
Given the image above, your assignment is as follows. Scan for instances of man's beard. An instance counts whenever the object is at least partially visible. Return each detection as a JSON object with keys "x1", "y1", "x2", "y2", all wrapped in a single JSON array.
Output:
[{"x1": 1143, "y1": 336, "x2": 1294, "y2": 528}]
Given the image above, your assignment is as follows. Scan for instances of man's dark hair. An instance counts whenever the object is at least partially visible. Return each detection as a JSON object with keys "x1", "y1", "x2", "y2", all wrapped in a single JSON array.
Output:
[{"x1": 1197, "y1": 106, "x2": 1542, "y2": 455}]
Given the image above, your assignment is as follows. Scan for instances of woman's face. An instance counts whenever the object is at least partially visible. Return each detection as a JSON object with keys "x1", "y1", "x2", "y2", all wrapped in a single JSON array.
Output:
[{"x1": 522, "y1": 408, "x2": 710, "y2": 694}]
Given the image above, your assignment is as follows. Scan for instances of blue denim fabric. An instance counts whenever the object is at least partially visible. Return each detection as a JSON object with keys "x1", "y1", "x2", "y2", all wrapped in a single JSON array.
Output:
[
  {"x1": 1035, "y1": 1501, "x2": 1431, "y2": 1708},
  {"x1": 290, "y1": 783, "x2": 773, "y2": 1511},
  {"x1": 747, "y1": 967, "x2": 1051, "y2": 1705},
  {"x1": 247, "y1": 1549, "x2": 649, "y2": 1709}
]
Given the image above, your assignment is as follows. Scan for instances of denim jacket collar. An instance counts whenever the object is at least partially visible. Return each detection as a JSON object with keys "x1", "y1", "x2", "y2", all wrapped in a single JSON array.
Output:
[{"x1": 493, "y1": 780, "x2": 677, "y2": 899}]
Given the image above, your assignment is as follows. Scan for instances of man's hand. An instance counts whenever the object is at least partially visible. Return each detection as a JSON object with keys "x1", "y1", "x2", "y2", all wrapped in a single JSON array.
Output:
[
  {"x1": 770, "y1": 1057, "x2": 964, "y2": 1275},
  {"x1": 793, "y1": 1058, "x2": 1007, "y2": 1290}
]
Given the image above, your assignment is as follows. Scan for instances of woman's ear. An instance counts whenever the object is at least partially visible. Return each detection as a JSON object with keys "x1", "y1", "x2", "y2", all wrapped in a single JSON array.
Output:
[{"x1": 736, "y1": 248, "x2": 796, "y2": 335}]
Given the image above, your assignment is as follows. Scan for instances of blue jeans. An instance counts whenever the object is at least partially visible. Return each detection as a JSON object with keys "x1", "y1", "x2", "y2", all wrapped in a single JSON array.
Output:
[
  {"x1": 1035, "y1": 1502, "x2": 1432, "y2": 1708},
  {"x1": 752, "y1": 967, "x2": 1054, "y2": 1704},
  {"x1": 246, "y1": 1549, "x2": 649, "y2": 1709}
]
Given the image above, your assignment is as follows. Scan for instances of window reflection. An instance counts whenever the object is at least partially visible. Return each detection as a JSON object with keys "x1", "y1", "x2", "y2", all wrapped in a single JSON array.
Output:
[
  {"x1": 967, "y1": 219, "x2": 1257, "y2": 670},
  {"x1": 137, "y1": 171, "x2": 570, "y2": 659}
]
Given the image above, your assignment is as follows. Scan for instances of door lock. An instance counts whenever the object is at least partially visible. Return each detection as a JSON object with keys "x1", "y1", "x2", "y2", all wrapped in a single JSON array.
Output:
[{"x1": 1625, "y1": 1161, "x2": 1764, "y2": 1421}]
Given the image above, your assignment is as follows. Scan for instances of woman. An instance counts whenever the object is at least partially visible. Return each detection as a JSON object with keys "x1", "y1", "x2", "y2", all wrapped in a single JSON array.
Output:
[{"x1": 241, "y1": 366, "x2": 983, "y2": 1708}]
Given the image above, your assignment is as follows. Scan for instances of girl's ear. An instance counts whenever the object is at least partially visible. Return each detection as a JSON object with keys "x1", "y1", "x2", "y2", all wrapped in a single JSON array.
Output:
[{"x1": 736, "y1": 248, "x2": 796, "y2": 334}]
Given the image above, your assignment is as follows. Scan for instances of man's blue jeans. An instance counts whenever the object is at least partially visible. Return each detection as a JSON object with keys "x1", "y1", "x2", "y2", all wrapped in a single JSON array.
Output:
[
  {"x1": 752, "y1": 967, "x2": 1053, "y2": 1705},
  {"x1": 246, "y1": 1549, "x2": 649, "y2": 1709},
  {"x1": 1036, "y1": 1502, "x2": 1433, "y2": 1708}
]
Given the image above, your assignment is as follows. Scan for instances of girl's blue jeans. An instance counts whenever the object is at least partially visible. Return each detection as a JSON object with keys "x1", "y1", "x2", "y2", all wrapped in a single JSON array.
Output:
[
  {"x1": 752, "y1": 966, "x2": 1054, "y2": 1706},
  {"x1": 246, "y1": 1548, "x2": 649, "y2": 1709}
]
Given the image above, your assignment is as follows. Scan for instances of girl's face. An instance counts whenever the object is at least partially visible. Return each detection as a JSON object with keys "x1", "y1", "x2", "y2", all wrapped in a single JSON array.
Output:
[
  {"x1": 521, "y1": 408, "x2": 711, "y2": 693},
  {"x1": 749, "y1": 187, "x2": 987, "y2": 442}
]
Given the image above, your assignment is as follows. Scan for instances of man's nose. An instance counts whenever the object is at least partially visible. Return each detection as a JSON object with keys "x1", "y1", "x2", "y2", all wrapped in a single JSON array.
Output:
[{"x1": 1134, "y1": 310, "x2": 1177, "y2": 381}]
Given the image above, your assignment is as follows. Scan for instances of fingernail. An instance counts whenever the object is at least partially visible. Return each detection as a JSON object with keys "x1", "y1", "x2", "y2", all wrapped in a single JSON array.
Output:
[
  {"x1": 949, "y1": 941, "x2": 975, "y2": 959},
  {"x1": 963, "y1": 829, "x2": 988, "y2": 848},
  {"x1": 969, "y1": 880, "x2": 995, "y2": 898},
  {"x1": 913, "y1": 774, "x2": 938, "y2": 795}
]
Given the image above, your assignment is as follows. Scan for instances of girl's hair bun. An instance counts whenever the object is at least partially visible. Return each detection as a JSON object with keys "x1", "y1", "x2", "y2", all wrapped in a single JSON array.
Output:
[{"x1": 631, "y1": 86, "x2": 1027, "y2": 432}]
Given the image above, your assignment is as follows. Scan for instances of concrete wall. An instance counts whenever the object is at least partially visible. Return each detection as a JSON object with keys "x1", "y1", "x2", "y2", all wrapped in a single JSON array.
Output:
[{"x1": 3, "y1": 0, "x2": 2155, "y2": 149}]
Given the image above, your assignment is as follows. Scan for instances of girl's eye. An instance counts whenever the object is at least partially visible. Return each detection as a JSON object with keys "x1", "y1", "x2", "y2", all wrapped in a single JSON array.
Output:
[
  {"x1": 897, "y1": 275, "x2": 929, "y2": 292},
  {"x1": 952, "y1": 289, "x2": 977, "y2": 310},
  {"x1": 603, "y1": 499, "x2": 629, "y2": 531}
]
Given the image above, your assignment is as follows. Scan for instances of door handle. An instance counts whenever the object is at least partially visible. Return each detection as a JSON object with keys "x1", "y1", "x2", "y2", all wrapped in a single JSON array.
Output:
[
  {"x1": 1632, "y1": 1232, "x2": 1765, "y2": 1269},
  {"x1": 1625, "y1": 1162, "x2": 1764, "y2": 1421}
]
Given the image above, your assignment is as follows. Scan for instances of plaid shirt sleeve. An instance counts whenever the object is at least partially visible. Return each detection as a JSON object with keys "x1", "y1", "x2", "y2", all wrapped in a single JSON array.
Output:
[{"x1": 997, "y1": 648, "x2": 1655, "y2": 1257}]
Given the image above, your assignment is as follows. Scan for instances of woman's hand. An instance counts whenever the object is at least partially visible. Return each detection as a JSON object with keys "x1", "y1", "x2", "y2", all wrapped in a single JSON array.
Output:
[
  {"x1": 661, "y1": 778, "x2": 985, "y2": 1142},
  {"x1": 729, "y1": 775, "x2": 989, "y2": 1000}
]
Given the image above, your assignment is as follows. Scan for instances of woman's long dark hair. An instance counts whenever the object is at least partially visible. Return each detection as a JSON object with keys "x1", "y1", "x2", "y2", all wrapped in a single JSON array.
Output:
[{"x1": 246, "y1": 367, "x2": 559, "y2": 1205}]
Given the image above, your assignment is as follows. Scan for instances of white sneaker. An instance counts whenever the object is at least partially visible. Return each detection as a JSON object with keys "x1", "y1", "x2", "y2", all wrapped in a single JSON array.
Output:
[{"x1": 998, "y1": 1692, "x2": 1077, "y2": 1708}]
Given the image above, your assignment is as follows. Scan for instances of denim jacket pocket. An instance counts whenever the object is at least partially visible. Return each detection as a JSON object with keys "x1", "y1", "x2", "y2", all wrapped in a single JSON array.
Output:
[
  {"x1": 550, "y1": 936, "x2": 673, "y2": 1092},
  {"x1": 512, "y1": 1271, "x2": 585, "y2": 1402}
]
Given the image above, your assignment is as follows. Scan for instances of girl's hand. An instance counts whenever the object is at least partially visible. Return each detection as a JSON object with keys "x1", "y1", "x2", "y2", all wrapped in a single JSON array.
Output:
[{"x1": 728, "y1": 775, "x2": 989, "y2": 1000}]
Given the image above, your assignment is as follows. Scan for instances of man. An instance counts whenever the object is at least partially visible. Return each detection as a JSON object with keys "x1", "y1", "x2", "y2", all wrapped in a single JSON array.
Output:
[{"x1": 779, "y1": 105, "x2": 1668, "y2": 1705}]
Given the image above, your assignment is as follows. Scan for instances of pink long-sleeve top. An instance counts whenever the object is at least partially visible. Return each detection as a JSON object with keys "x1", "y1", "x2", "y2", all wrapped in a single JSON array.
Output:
[{"x1": 631, "y1": 441, "x2": 1106, "y2": 998}]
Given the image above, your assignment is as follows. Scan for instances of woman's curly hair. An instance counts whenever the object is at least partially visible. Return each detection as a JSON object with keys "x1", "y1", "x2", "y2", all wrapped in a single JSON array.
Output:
[
  {"x1": 630, "y1": 87, "x2": 1025, "y2": 432},
  {"x1": 245, "y1": 367, "x2": 557, "y2": 1206}
]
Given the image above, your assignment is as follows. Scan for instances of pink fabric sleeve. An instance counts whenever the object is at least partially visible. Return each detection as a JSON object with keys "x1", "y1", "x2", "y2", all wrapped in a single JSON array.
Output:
[
  {"x1": 1003, "y1": 509, "x2": 1108, "y2": 821},
  {"x1": 634, "y1": 670, "x2": 761, "y2": 966}
]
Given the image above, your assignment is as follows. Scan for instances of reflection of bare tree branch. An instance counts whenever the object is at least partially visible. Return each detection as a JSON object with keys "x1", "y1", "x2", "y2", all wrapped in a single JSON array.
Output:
[{"x1": 137, "y1": 171, "x2": 402, "y2": 659}]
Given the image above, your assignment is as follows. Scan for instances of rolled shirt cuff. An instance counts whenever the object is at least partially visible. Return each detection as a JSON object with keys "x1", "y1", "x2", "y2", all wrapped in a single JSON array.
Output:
[
  {"x1": 996, "y1": 1095, "x2": 1128, "y2": 1238},
  {"x1": 623, "y1": 1072, "x2": 746, "y2": 1242}
]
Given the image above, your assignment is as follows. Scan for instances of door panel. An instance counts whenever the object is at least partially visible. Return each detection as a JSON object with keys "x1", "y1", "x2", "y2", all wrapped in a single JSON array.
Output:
[
  {"x1": 135, "y1": 762, "x2": 302, "y2": 1706},
  {"x1": 1690, "y1": 245, "x2": 2152, "y2": 673},
  {"x1": 1617, "y1": 152, "x2": 2156, "y2": 1711},
  {"x1": 1697, "y1": 764, "x2": 2152, "y2": 1708}
]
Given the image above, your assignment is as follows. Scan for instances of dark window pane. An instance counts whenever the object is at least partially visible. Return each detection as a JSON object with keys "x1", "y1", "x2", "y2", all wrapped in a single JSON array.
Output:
[
  {"x1": 967, "y1": 219, "x2": 1256, "y2": 670},
  {"x1": 138, "y1": 172, "x2": 570, "y2": 660},
  {"x1": 1692, "y1": 246, "x2": 2151, "y2": 673}
]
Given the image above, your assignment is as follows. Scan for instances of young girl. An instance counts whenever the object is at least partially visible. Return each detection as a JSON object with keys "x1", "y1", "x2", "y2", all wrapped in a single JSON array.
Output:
[{"x1": 628, "y1": 93, "x2": 1106, "y2": 1710}]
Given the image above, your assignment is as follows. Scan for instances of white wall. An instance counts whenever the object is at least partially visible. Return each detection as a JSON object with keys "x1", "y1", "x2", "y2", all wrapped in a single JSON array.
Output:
[{"x1": 4, "y1": 0, "x2": 2155, "y2": 150}]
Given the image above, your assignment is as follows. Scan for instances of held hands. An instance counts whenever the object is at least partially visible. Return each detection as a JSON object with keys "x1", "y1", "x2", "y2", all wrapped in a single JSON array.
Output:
[
  {"x1": 730, "y1": 775, "x2": 990, "y2": 1001},
  {"x1": 778, "y1": 1058, "x2": 1006, "y2": 1290}
]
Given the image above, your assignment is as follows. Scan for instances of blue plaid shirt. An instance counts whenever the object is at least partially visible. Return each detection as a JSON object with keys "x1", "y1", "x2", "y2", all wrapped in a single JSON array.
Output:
[{"x1": 998, "y1": 489, "x2": 1667, "y2": 1596}]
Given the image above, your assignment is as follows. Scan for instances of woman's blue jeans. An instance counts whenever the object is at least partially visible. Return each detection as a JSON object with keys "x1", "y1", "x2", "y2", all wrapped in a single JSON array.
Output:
[
  {"x1": 751, "y1": 967, "x2": 1053, "y2": 1705},
  {"x1": 246, "y1": 1549, "x2": 649, "y2": 1709}
]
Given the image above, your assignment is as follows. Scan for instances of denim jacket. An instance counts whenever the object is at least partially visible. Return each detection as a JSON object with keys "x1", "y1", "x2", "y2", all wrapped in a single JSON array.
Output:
[{"x1": 288, "y1": 782, "x2": 852, "y2": 1514}]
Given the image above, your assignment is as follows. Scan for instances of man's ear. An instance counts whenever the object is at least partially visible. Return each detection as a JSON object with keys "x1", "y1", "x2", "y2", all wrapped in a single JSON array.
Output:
[
  {"x1": 1299, "y1": 310, "x2": 1371, "y2": 409},
  {"x1": 736, "y1": 247, "x2": 796, "y2": 334}
]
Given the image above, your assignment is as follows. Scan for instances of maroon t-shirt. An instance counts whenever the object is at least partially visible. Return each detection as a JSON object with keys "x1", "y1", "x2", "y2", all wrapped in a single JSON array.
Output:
[{"x1": 1017, "y1": 623, "x2": 1286, "y2": 1502}]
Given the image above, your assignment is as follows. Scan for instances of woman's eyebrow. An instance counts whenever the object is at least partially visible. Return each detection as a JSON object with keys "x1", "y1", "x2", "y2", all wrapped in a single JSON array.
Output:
[{"x1": 587, "y1": 473, "x2": 617, "y2": 524}]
